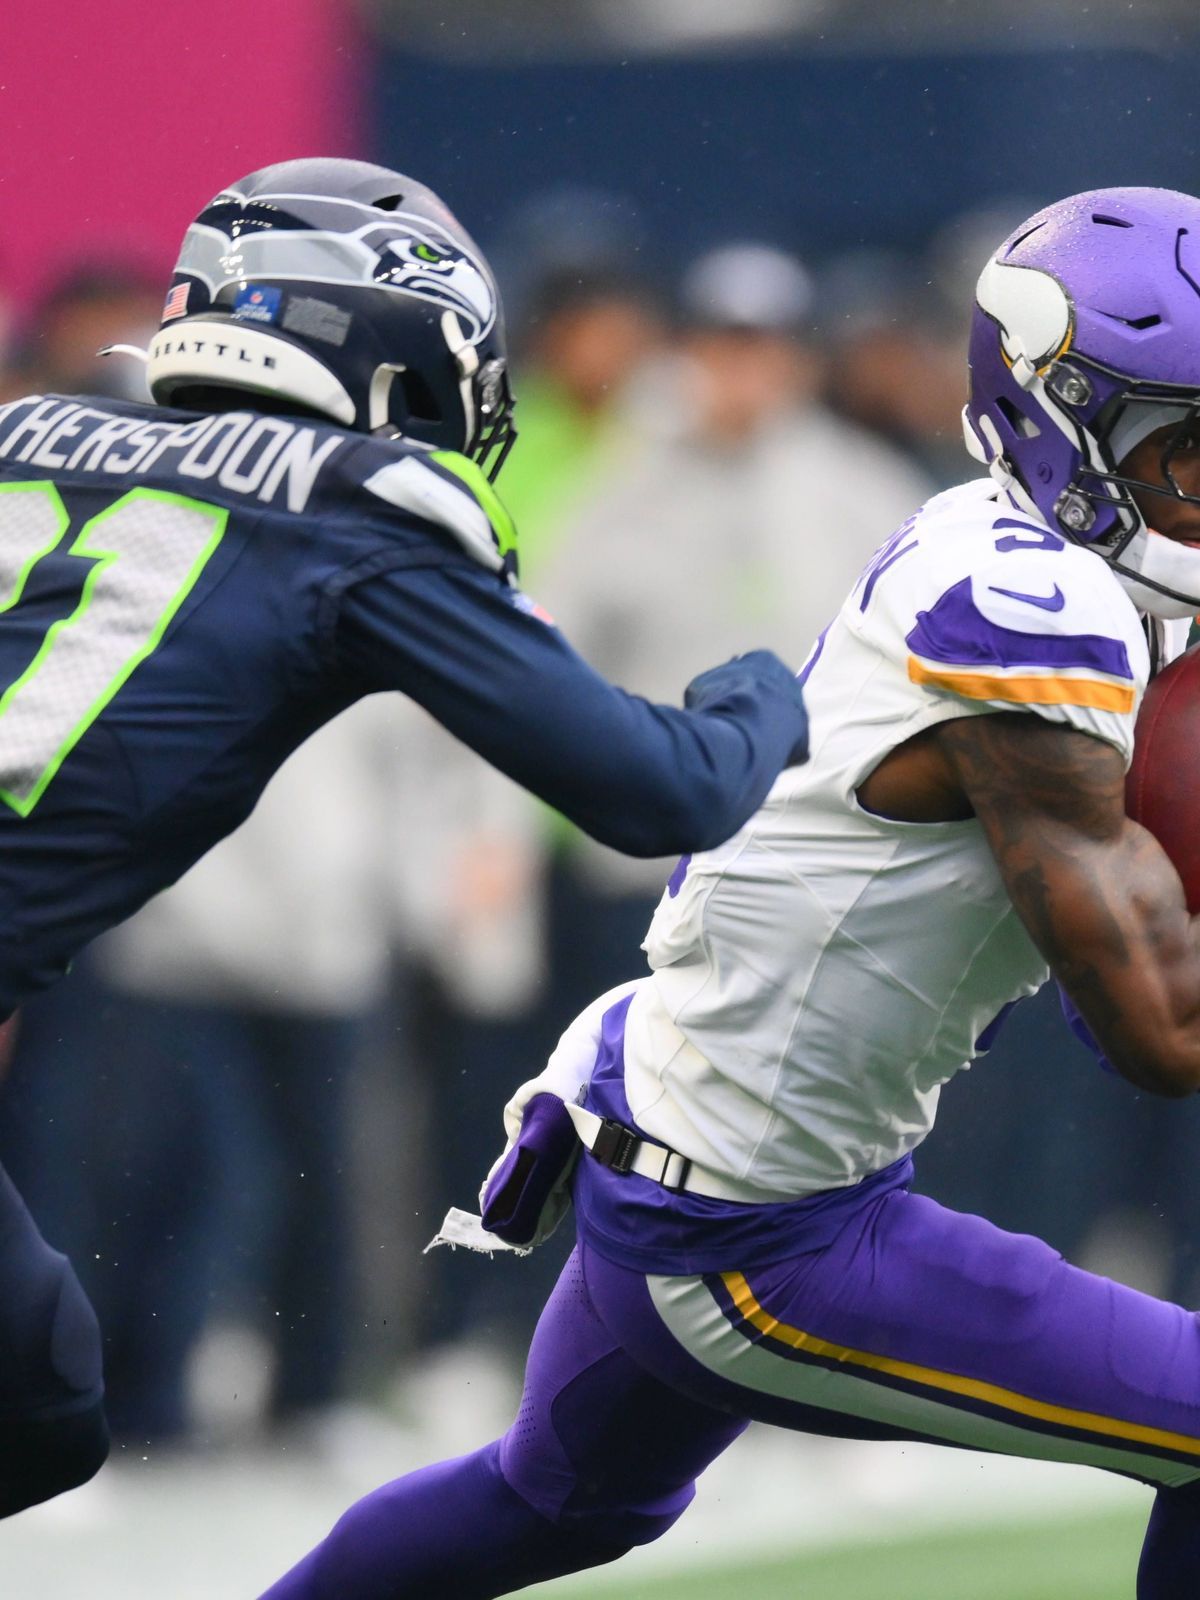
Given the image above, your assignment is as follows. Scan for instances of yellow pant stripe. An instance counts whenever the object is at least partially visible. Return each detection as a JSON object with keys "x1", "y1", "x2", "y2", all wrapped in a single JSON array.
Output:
[{"x1": 721, "y1": 1270, "x2": 1200, "y2": 1458}]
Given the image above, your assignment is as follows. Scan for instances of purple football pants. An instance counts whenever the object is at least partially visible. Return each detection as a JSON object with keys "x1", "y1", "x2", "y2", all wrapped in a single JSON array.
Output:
[{"x1": 261, "y1": 1184, "x2": 1200, "y2": 1599}]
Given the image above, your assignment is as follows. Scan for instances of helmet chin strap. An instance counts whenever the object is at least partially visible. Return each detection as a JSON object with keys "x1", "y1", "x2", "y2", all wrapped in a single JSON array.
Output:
[
  {"x1": 441, "y1": 311, "x2": 479, "y2": 450},
  {"x1": 368, "y1": 364, "x2": 407, "y2": 431},
  {"x1": 964, "y1": 410, "x2": 1039, "y2": 509},
  {"x1": 966, "y1": 396, "x2": 1199, "y2": 616},
  {"x1": 98, "y1": 343, "x2": 149, "y2": 365}
]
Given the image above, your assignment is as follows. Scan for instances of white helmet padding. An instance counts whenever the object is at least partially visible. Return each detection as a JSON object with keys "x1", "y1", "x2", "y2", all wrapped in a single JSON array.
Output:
[{"x1": 147, "y1": 317, "x2": 356, "y2": 426}]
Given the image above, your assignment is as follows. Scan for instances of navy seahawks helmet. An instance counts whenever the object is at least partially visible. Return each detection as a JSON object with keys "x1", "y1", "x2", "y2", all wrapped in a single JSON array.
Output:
[{"x1": 146, "y1": 158, "x2": 517, "y2": 478}]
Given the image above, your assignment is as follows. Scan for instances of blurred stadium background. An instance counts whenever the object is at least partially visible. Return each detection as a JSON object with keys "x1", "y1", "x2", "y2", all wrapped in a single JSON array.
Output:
[{"x1": 3, "y1": 1, "x2": 1200, "y2": 1594}]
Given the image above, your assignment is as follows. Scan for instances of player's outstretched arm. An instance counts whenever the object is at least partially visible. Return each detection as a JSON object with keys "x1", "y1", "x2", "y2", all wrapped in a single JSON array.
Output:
[
  {"x1": 939, "y1": 713, "x2": 1200, "y2": 1097},
  {"x1": 336, "y1": 561, "x2": 808, "y2": 858}
]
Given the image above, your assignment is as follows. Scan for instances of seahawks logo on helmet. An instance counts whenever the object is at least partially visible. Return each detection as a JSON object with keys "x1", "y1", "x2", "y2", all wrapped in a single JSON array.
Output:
[
  {"x1": 371, "y1": 219, "x2": 497, "y2": 344},
  {"x1": 148, "y1": 158, "x2": 516, "y2": 478},
  {"x1": 173, "y1": 207, "x2": 497, "y2": 344}
]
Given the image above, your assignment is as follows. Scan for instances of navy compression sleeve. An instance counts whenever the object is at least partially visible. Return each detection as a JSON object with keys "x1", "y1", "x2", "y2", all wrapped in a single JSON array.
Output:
[{"x1": 335, "y1": 559, "x2": 807, "y2": 857}]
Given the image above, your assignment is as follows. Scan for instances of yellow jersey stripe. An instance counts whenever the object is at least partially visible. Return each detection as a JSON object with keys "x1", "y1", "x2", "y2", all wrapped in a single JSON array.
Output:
[
  {"x1": 720, "y1": 1270, "x2": 1200, "y2": 1459},
  {"x1": 907, "y1": 655, "x2": 1135, "y2": 713}
]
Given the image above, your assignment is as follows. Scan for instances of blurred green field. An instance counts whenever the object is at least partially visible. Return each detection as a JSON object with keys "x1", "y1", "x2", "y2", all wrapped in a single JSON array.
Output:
[{"x1": 555, "y1": 1504, "x2": 1146, "y2": 1600}]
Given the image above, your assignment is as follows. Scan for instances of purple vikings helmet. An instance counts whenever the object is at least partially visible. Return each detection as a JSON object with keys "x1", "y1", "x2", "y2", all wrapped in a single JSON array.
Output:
[
  {"x1": 143, "y1": 158, "x2": 516, "y2": 479},
  {"x1": 964, "y1": 187, "x2": 1200, "y2": 617}
]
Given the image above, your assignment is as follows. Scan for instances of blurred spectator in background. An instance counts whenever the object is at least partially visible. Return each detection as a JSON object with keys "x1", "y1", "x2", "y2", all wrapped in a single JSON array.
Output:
[
  {"x1": 498, "y1": 265, "x2": 666, "y2": 581},
  {"x1": 821, "y1": 248, "x2": 967, "y2": 489},
  {"x1": 2, "y1": 260, "x2": 162, "y2": 403},
  {"x1": 822, "y1": 202, "x2": 1049, "y2": 491},
  {"x1": 489, "y1": 186, "x2": 665, "y2": 585},
  {"x1": 401, "y1": 245, "x2": 669, "y2": 1419},
  {"x1": 379, "y1": 714, "x2": 556, "y2": 1448},
  {"x1": 532, "y1": 240, "x2": 933, "y2": 1018}
]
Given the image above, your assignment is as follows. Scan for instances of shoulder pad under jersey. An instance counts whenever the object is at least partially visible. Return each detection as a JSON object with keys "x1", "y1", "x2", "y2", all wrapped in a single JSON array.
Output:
[
  {"x1": 855, "y1": 486, "x2": 1150, "y2": 760},
  {"x1": 360, "y1": 446, "x2": 517, "y2": 573}
]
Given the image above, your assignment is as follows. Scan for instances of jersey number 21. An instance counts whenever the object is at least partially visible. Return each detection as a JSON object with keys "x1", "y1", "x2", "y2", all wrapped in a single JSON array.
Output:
[{"x1": 0, "y1": 483, "x2": 226, "y2": 816}]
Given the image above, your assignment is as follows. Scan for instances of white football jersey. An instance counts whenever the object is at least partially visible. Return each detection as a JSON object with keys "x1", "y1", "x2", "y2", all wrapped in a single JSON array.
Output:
[{"x1": 623, "y1": 479, "x2": 1159, "y2": 1199}]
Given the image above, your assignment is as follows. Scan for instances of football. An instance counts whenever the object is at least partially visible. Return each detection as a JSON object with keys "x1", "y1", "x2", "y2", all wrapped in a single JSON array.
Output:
[{"x1": 1126, "y1": 645, "x2": 1200, "y2": 913}]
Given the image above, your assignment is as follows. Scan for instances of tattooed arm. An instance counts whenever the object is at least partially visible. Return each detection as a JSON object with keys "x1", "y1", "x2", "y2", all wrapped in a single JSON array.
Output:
[{"x1": 938, "y1": 713, "x2": 1200, "y2": 1097}]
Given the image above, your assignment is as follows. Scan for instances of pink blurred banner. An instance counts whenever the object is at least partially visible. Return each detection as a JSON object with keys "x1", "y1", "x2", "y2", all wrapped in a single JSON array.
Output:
[{"x1": 0, "y1": 0, "x2": 365, "y2": 309}]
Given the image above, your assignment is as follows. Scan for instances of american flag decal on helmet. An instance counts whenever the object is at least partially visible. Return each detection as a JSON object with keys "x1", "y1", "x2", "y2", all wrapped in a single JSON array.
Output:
[{"x1": 162, "y1": 283, "x2": 190, "y2": 321}]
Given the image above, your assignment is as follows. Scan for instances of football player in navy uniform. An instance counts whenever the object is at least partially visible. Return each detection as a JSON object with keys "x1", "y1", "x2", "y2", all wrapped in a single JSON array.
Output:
[{"x1": 0, "y1": 158, "x2": 809, "y2": 1518}]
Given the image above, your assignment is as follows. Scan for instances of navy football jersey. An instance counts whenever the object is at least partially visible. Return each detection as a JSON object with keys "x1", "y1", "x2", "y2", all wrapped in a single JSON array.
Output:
[{"x1": 0, "y1": 394, "x2": 806, "y2": 1012}]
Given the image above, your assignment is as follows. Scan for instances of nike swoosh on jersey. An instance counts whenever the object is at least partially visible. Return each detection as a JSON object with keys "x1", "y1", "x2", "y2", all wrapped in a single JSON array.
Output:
[
  {"x1": 987, "y1": 583, "x2": 1066, "y2": 612},
  {"x1": 908, "y1": 579, "x2": 1131, "y2": 677},
  {"x1": 904, "y1": 577, "x2": 1135, "y2": 711}
]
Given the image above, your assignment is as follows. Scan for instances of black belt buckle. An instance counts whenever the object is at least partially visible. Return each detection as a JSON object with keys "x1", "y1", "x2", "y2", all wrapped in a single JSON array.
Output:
[
  {"x1": 591, "y1": 1117, "x2": 639, "y2": 1176},
  {"x1": 663, "y1": 1153, "x2": 692, "y2": 1194}
]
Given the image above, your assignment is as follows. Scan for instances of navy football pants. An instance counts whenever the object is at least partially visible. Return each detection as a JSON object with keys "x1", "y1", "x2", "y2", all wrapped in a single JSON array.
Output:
[{"x1": 0, "y1": 1159, "x2": 108, "y2": 1516}]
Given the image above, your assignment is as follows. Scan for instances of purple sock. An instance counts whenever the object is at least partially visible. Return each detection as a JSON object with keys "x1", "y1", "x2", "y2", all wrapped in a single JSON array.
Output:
[
  {"x1": 1138, "y1": 1482, "x2": 1200, "y2": 1599},
  {"x1": 257, "y1": 1440, "x2": 626, "y2": 1600}
]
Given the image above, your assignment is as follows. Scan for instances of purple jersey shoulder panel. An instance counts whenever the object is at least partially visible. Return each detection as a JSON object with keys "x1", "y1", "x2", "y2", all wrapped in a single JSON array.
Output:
[{"x1": 906, "y1": 578, "x2": 1133, "y2": 679}]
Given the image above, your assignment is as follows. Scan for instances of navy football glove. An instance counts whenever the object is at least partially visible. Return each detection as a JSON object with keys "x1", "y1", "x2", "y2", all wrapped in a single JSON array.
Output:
[{"x1": 684, "y1": 649, "x2": 809, "y2": 767}]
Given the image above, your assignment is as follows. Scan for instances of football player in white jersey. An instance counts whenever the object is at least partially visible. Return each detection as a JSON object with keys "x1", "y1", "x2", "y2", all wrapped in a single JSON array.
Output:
[{"x1": 263, "y1": 188, "x2": 1200, "y2": 1600}]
